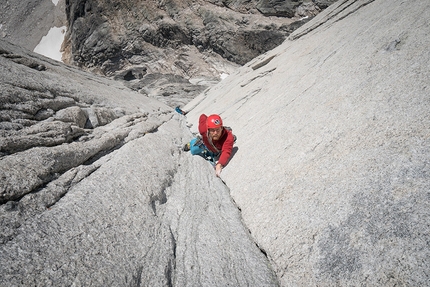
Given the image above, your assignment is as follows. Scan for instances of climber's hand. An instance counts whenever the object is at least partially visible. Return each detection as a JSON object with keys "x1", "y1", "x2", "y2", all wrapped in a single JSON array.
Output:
[{"x1": 215, "y1": 163, "x2": 223, "y2": 177}]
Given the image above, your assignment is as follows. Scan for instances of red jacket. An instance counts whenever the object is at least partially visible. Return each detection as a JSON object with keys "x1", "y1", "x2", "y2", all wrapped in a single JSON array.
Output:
[{"x1": 198, "y1": 114, "x2": 234, "y2": 166}]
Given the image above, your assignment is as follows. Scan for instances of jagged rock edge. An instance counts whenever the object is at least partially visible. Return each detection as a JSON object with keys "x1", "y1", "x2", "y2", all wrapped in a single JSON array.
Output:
[{"x1": 0, "y1": 113, "x2": 172, "y2": 205}]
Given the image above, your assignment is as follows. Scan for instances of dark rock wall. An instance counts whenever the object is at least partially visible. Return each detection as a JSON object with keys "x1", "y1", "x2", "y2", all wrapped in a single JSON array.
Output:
[
  {"x1": 64, "y1": 0, "x2": 334, "y2": 72},
  {"x1": 1, "y1": 0, "x2": 336, "y2": 108},
  {"x1": 60, "y1": 0, "x2": 335, "y2": 107}
]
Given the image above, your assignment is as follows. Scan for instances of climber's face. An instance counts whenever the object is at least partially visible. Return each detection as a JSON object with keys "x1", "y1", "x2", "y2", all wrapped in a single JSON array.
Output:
[{"x1": 209, "y1": 127, "x2": 223, "y2": 140}]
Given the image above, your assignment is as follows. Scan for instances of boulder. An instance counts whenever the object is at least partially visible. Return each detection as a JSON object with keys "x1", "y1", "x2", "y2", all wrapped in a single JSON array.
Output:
[{"x1": 54, "y1": 106, "x2": 87, "y2": 128}]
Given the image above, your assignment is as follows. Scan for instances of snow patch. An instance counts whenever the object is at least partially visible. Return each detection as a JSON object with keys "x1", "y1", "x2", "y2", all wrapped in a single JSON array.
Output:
[
  {"x1": 52, "y1": 0, "x2": 59, "y2": 5},
  {"x1": 34, "y1": 26, "x2": 66, "y2": 62},
  {"x1": 220, "y1": 73, "x2": 229, "y2": 80}
]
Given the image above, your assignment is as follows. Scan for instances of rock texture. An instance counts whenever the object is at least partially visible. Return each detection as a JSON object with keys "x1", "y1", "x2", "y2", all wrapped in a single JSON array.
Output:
[
  {"x1": 185, "y1": 0, "x2": 430, "y2": 285},
  {"x1": 62, "y1": 0, "x2": 335, "y2": 107},
  {"x1": 1, "y1": 0, "x2": 428, "y2": 286},
  {"x1": 1, "y1": 0, "x2": 336, "y2": 108},
  {"x1": 0, "y1": 0, "x2": 66, "y2": 51},
  {"x1": 0, "y1": 39, "x2": 277, "y2": 286}
]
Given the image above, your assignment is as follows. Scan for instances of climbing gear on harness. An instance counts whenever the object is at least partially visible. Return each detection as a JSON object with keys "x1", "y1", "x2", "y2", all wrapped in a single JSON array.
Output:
[
  {"x1": 175, "y1": 106, "x2": 187, "y2": 115},
  {"x1": 183, "y1": 142, "x2": 190, "y2": 151}
]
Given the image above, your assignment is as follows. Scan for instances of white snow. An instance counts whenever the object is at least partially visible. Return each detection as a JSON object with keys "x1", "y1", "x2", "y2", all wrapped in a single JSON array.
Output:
[
  {"x1": 220, "y1": 73, "x2": 229, "y2": 80},
  {"x1": 52, "y1": 0, "x2": 59, "y2": 5},
  {"x1": 33, "y1": 26, "x2": 66, "y2": 62}
]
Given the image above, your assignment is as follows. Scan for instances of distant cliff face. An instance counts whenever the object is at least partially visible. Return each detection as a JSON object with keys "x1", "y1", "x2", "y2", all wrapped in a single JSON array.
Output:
[
  {"x1": 63, "y1": 0, "x2": 331, "y2": 71},
  {"x1": 0, "y1": 0, "x2": 336, "y2": 107},
  {"x1": 62, "y1": 0, "x2": 335, "y2": 106},
  {"x1": 0, "y1": 0, "x2": 66, "y2": 51}
]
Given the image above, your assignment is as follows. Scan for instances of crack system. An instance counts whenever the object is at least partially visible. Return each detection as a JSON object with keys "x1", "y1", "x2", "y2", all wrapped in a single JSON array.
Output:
[{"x1": 0, "y1": 114, "x2": 169, "y2": 206}]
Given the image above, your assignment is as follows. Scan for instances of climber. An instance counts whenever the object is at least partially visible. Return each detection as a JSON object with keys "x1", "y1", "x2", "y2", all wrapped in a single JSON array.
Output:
[{"x1": 184, "y1": 114, "x2": 235, "y2": 177}]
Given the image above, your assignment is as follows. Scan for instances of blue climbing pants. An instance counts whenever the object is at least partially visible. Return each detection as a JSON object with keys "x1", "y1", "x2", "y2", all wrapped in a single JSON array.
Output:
[{"x1": 189, "y1": 138, "x2": 219, "y2": 164}]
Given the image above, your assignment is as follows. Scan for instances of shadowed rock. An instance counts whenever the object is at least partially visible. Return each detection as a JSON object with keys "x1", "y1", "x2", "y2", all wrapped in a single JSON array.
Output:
[{"x1": 0, "y1": 0, "x2": 336, "y2": 108}]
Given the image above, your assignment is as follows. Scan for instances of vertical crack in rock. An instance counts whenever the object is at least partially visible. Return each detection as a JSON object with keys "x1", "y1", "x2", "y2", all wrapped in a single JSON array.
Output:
[
  {"x1": 161, "y1": 152, "x2": 280, "y2": 286},
  {"x1": 165, "y1": 228, "x2": 177, "y2": 287},
  {"x1": 151, "y1": 168, "x2": 176, "y2": 216},
  {"x1": 229, "y1": 191, "x2": 271, "y2": 261},
  {"x1": 130, "y1": 266, "x2": 144, "y2": 287},
  {"x1": 257, "y1": 244, "x2": 269, "y2": 258}
]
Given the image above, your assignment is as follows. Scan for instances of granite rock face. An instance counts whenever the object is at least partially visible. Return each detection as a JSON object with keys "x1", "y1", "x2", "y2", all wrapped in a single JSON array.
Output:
[
  {"x1": 185, "y1": 0, "x2": 430, "y2": 285},
  {"x1": 2, "y1": 0, "x2": 428, "y2": 286},
  {"x1": 0, "y1": 39, "x2": 278, "y2": 286},
  {"x1": 0, "y1": 0, "x2": 66, "y2": 51},
  {"x1": 63, "y1": 0, "x2": 332, "y2": 71}
]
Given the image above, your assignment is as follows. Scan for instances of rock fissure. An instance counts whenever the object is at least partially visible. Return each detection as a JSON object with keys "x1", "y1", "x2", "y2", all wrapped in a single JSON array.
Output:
[
  {"x1": 333, "y1": 0, "x2": 376, "y2": 23},
  {"x1": 290, "y1": 0, "x2": 376, "y2": 40},
  {"x1": 252, "y1": 54, "x2": 277, "y2": 70},
  {"x1": 165, "y1": 229, "x2": 176, "y2": 287},
  {"x1": 240, "y1": 67, "x2": 276, "y2": 87},
  {"x1": 44, "y1": 166, "x2": 101, "y2": 209},
  {"x1": 232, "y1": 88, "x2": 262, "y2": 111},
  {"x1": 0, "y1": 163, "x2": 101, "y2": 244}
]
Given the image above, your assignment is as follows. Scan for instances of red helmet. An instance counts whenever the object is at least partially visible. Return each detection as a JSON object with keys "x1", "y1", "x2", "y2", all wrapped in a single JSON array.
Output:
[{"x1": 207, "y1": 114, "x2": 223, "y2": 129}]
